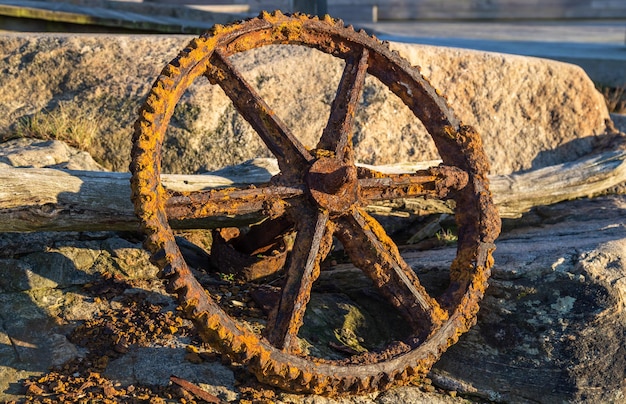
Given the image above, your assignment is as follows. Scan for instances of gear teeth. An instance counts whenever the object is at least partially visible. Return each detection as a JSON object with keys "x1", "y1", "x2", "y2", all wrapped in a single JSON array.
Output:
[
  {"x1": 162, "y1": 64, "x2": 180, "y2": 77},
  {"x1": 207, "y1": 23, "x2": 224, "y2": 36},
  {"x1": 255, "y1": 350, "x2": 272, "y2": 372},
  {"x1": 339, "y1": 375, "x2": 357, "y2": 392},
  {"x1": 204, "y1": 312, "x2": 222, "y2": 330},
  {"x1": 266, "y1": 359, "x2": 282, "y2": 376},
  {"x1": 159, "y1": 75, "x2": 174, "y2": 89},
  {"x1": 216, "y1": 325, "x2": 234, "y2": 345},
  {"x1": 405, "y1": 365, "x2": 419, "y2": 377},
  {"x1": 380, "y1": 373, "x2": 394, "y2": 390},
  {"x1": 286, "y1": 365, "x2": 300, "y2": 381},
  {"x1": 395, "y1": 367, "x2": 409, "y2": 381},
  {"x1": 309, "y1": 374, "x2": 329, "y2": 395},
  {"x1": 169, "y1": 57, "x2": 181, "y2": 68},
  {"x1": 188, "y1": 38, "x2": 204, "y2": 50},
  {"x1": 152, "y1": 81, "x2": 169, "y2": 97},
  {"x1": 356, "y1": 375, "x2": 371, "y2": 393},
  {"x1": 229, "y1": 336, "x2": 245, "y2": 354},
  {"x1": 180, "y1": 294, "x2": 199, "y2": 313},
  {"x1": 258, "y1": 354, "x2": 274, "y2": 373},
  {"x1": 370, "y1": 374, "x2": 383, "y2": 390},
  {"x1": 144, "y1": 93, "x2": 160, "y2": 111},
  {"x1": 193, "y1": 311, "x2": 211, "y2": 331}
]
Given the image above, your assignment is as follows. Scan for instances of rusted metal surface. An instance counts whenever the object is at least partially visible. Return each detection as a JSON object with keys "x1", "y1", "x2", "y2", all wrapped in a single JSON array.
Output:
[
  {"x1": 335, "y1": 207, "x2": 448, "y2": 333},
  {"x1": 266, "y1": 205, "x2": 334, "y2": 353},
  {"x1": 210, "y1": 217, "x2": 292, "y2": 281},
  {"x1": 169, "y1": 376, "x2": 223, "y2": 403},
  {"x1": 130, "y1": 10, "x2": 500, "y2": 395},
  {"x1": 307, "y1": 157, "x2": 359, "y2": 213},
  {"x1": 210, "y1": 227, "x2": 288, "y2": 281}
]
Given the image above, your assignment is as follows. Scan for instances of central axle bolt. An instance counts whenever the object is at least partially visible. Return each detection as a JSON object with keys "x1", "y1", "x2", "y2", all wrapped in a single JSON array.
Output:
[{"x1": 306, "y1": 157, "x2": 359, "y2": 213}]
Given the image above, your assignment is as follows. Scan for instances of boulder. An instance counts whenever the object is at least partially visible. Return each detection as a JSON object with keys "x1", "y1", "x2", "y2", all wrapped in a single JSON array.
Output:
[
  {"x1": 417, "y1": 196, "x2": 626, "y2": 403},
  {"x1": 0, "y1": 34, "x2": 615, "y2": 174},
  {"x1": 0, "y1": 137, "x2": 104, "y2": 170},
  {"x1": 389, "y1": 43, "x2": 615, "y2": 174}
]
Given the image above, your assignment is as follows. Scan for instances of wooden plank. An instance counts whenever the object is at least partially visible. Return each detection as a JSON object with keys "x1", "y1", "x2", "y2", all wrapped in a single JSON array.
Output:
[
  {"x1": 0, "y1": 150, "x2": 624, "y2": 232},
  {"x1": 491, "y1": 150, "x2": 626, "y2": 218}
]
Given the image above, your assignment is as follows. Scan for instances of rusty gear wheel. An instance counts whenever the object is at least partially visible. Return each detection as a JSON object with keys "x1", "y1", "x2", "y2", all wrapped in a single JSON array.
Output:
[{"x1": 131, "y1": 11, "x2": 500, "y2": 395}]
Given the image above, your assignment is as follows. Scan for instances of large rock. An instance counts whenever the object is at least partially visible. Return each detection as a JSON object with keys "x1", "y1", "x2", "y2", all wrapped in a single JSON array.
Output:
[
  {"x1": 388, "y1": 43, "x2": 614, "y2": 174},
  {"x1": 421, "y1": 196, "x2": 626, "y2": 403},
  {"x1": 0, "y1": 137, "x2": 104, "y2": 170},
  {"x1": 0, "y1": 33, "x2": 615, "y2": 174}
]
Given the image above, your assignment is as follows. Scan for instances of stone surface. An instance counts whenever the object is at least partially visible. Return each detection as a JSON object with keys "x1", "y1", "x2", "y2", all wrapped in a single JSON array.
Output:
[
  {"x1": 0, "y1": 34, "x2": 615, "y2": 175},
  {"x1": 104, "y1": 346, "x2": 238, "y2": 402},
  {"x1": 424, "y1": 196, "x2": 626, "y2": 403},
  {"x1": 389, "y1": 42, "x2": 614, "y2": 174},
  {"x1": 0, "y1": 137, "x2": 104, "y2": 170}
]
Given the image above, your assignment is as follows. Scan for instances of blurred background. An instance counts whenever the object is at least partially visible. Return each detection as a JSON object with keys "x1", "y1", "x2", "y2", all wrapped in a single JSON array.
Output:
[{"x1": 1, "y1": 1, "x2": 625, "y2": 33}]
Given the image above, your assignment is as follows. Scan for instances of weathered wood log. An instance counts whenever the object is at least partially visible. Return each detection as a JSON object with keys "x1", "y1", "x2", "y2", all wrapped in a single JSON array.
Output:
[
  {"x1": 491, "y1": 149, "x2": 626, "y2": 218},
  {"x1": 0, "y1": 150, "x2": 624, "y2": 232}
]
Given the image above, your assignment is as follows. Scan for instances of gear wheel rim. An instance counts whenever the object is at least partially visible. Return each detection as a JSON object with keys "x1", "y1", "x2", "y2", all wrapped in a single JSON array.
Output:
[{"x1": 130, "y1": 11, "x2": 500, "y2": 395}]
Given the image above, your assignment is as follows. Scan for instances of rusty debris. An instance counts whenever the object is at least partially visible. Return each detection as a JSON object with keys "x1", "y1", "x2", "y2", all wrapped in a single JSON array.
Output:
[
  {"x1": 130, "y1": 10, "x2": 500, "y2": 395},
  {"x1": 210, "y1": 220, "x2": 291, "y2": 282},
  {"x1": 170, "y1": 376, "x2": 223, "y2": 403}
]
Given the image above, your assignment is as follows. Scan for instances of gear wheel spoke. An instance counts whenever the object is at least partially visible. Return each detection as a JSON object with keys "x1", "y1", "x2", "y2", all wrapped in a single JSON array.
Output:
[
  {"x1": 164, "y1": 183, "x2": 304, "y2": 221},
  {"x1": 336, "y1": 208, "x2": 447, "y2": 332},
  {"x1": 317, "y1": 47, "x2": 369, "y2": 162},
  {"x1": 265, "y1": 208, "x2": 333, "y2": 352},
  {"x1": 358, "y1": 164, "x2": 469, "y2": 202},
  {"x1": 206, "y1": 49, "x2": 313, "y2": 174}
]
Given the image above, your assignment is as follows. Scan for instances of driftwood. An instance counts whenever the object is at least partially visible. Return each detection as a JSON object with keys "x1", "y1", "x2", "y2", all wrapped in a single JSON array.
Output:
[{"x1": 0, "y1": 150, "x2": 625, "y2": 232}]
